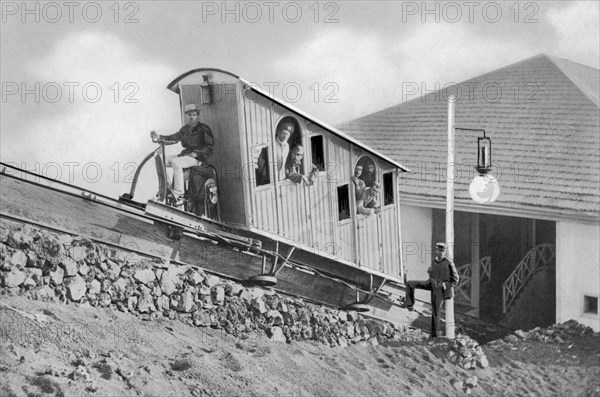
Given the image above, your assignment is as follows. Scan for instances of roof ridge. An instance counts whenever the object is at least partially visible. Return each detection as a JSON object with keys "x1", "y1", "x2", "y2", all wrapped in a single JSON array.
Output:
[
  {"x1": 339, "y1": 54, "x2": 599, "y2": 127},
  {"x1": 408, "y1": 54, "x2": 554, "y2": 106},
  {"x1": 341, "y1": 54, "x2": 552, "y2": 120},
  {"x1": 546, "y1": 56, "x2": 600, "y2": 108},
  {"x1": 546, "y1": 54, "x2": 600, "y2": 73}
]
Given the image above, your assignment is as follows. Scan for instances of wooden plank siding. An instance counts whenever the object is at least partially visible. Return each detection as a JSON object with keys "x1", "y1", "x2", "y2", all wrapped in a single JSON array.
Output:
[
  {"x1": 328, "y1": 135, "x2": 356, "y2": 263},
  {"x1": 306, "y1": 123, "x2": 335, "y2": 257},
  {"x1": 242, "y1": 89, "x2": 279, "y2": 234},
  {"x1": 306, "y1": 165, "x2": 334, "y2": 254},
  {"x1": 356, "y1": 215, "x2": 381, "y2": 270},
  {"x1": 271, "y1": 105, "x2": 312, "y2": 246},
  {"x1": 380, "y1": 205, "x2": 400, "y2": 275}
]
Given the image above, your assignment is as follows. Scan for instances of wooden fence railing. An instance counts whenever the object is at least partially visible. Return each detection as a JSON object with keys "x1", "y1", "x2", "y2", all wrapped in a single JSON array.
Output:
[
  {"x1": 502, "y1": 244, "x2": 555, "y2": 314},
  {"x1": 455, "y1": 256, "x2": 492, "y2": 303}
]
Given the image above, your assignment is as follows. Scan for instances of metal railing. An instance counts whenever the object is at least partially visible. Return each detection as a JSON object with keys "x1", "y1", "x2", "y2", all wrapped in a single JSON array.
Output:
[
  {"x1": 502, "y1": 244, "x2": 555, "y2": 314},
  {"x1": 455, "y1": 256, "x2": 492, "y2": 303}
]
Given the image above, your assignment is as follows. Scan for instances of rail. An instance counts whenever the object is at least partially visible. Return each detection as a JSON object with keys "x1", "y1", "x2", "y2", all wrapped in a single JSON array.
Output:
[
  {"x1": 502, "y1": 244, "x2": 555, "y2": 314},
  {"x1": 455, "y1": 256, "x2": 492, "y2": 303}
]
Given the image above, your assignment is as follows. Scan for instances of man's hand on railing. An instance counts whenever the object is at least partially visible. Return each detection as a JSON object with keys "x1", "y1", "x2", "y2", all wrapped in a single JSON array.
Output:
[{"x1": 150, "y1": 131, "x2": 177, "y2": 145}]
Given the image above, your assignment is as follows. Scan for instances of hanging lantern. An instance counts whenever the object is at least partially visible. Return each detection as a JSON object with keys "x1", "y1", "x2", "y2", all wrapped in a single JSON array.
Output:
[
  {"x1": 475, "y1": 133, "x2": 492, "y2": 175},
  {"x1": 455, "y1": 127, "x2": 500, "y2": 204},
  {"x1": 201, "y1": 75, "x2": 213, "y2": 104}
]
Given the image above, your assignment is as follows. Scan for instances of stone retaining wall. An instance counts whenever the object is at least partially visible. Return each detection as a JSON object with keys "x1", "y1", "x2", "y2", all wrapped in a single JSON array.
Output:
[{"x1": 0, "y1": 221, "x2": 406, "y2": 346}]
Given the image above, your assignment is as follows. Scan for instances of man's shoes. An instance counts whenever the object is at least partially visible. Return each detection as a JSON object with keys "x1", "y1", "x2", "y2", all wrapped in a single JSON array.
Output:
[
  {"x1": 173, "y1": 198, "x2": 187, "y2": 208},
  {"x1": 400, "y1": 303, "x2": 414, "y2": 312}
]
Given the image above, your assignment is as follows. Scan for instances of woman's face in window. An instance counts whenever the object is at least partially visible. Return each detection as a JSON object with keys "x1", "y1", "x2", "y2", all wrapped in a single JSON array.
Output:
[{"x1": 367, "y1": 164, "x2": 375, "y2": 173}]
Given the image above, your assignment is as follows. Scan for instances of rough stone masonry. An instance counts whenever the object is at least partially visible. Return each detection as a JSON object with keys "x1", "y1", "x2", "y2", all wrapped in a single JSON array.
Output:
[{"x1": 0, "y1": 220, "x2": 405, "y2": 347}]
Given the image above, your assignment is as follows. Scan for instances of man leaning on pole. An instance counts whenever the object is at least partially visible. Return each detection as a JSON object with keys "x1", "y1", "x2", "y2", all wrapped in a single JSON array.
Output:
[{"x1": 402, "y1": 243, "x2": 459, "y2": 340}]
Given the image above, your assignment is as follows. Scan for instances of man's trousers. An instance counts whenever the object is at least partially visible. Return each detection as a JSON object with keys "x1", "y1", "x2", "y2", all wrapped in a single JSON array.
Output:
[{"x1": 405, "y1": 279, "x2": 446, "y2": 337}]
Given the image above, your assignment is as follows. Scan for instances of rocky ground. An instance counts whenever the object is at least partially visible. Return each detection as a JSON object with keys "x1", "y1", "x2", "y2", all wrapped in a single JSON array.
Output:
[{"x1": 1, "y1": 221, "x2": 599, "y2": 396}]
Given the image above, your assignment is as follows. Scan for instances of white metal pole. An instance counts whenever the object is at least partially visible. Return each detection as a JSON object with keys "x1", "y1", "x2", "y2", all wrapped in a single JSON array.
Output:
[{"x1": 446, "y1": 95, "x2": 456, "y2": 339}]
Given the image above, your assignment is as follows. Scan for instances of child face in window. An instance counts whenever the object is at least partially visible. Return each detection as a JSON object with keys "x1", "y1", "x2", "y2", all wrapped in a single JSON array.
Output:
[
  {"x1": 367, "y1": 164, "x2": 375, "y2": 174},
  {"x1": 291, "y1": 150, "x2": 304, "y2": 164},
  {"x1": 354, "y1": 165, "x2": 363, "y2": 177}
]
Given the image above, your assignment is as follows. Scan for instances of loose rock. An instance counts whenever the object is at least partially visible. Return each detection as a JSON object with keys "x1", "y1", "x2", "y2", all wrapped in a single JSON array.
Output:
[
  {"x1": 134, "y1": 269, "x2": 156, "y2": 285},
  {"x1": 270, "y1": 327, "x2": 287, "y2": 343},
  {"x1": 11, "y1": 250, "x2": 28, "y2": 267},
  {"x1": 60, "y1": 257, "x2": 79, "y2": 277},
  {"x1": 3, "y1": 268, "x2": 26, "y2": 287},
  {"x1": 66, "y1": 275, "x2": 87, "y2": 301}
]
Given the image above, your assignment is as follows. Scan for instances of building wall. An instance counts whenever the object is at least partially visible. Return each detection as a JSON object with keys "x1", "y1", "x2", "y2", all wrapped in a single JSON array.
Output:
[
  {"x1": 400, "y1": 204, "x2": 432, "y2": 303},
  {"x1": 556, "y1": 221, "x2": 600, "y2": 331}
]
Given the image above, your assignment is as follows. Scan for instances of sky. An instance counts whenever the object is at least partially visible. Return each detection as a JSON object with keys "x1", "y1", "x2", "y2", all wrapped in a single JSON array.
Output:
[{"x1": 1, "y1": 0, "x2": 599, "y2": 200}]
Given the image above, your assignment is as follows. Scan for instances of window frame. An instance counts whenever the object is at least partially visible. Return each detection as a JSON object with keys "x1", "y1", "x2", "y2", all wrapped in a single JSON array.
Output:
[
  {"x1": 583, "y1": 294, "x2": 599, "y2": 317},
  {"x1": 253, "y1": 144, "x2": 272, "y2": 189},
  {"x1": 382, "y1": 170, "x2": 395, "y2": 208},
  {"x1": 274, "y1": 115, "x2": 305, "y2": 183},
  {"x1": 352, "y1": 155, "x2": 380, "y2": 219},
  {"x1": 309, "y1": 135, "x2": 326, "y2": 174},
  {"x1": 336, "y1": 183, "x2": 352, "y2": 224}
]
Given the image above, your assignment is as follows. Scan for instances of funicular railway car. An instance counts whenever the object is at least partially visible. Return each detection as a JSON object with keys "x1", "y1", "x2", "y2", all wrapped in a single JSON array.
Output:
[{"x1": 141, "y1": 68, "x2": 410, "y2": 311}]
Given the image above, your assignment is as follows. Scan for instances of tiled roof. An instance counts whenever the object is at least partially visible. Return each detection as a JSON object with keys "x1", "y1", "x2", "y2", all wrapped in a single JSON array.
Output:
[{"x1": 339, "y1": 55, "x2": 600, "y2": 221}]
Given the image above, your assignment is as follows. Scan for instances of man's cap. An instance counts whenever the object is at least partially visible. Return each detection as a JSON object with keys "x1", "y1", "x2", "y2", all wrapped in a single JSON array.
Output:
[
  {"x1": 436, "y1": 242, "x2": 447, "y2": 250},
  {"x1": 184, "y1": 104, "x2": 198, "y2": 113}
]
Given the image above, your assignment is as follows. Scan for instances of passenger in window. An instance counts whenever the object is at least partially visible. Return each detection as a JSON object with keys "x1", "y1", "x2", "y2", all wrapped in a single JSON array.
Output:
[
  {"x1": 285, "y1": 145, "x2": 318, "y2": 185},
  {"x1": 360, "y1": 163, "x2": 377, "y2": 188},
  {"x1": 275, "y1": 122, "x2": 293, "y2": 180},
  {"x1": 351, "y1": 164, "x2": 367, "y2": 201},
  {"x1": 357, "y1": 181, "x2": 382, "y2": 215}
]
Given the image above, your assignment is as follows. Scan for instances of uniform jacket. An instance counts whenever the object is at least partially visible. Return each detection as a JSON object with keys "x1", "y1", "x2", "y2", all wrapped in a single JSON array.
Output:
[
  {"x1": 428, "y1": 257, "x2": 460, "y2": 299},
  {"x1": 161, "y1": 122, "x2": 214, "y2": 162}
]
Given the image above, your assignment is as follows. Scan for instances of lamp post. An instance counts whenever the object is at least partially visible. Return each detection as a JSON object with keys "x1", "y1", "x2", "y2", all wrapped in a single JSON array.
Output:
[
  {"x1": 446, "y1": 96, "x2": 456, "y2": 340},
  {"x1": 445, "y1": 95, "x2": 499, "y2": 339}
]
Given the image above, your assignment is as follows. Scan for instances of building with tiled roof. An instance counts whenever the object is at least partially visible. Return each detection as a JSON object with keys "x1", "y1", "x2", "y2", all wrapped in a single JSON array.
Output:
[{"x1": 340, "y1": 54, "x2": 599, "y2": 331}]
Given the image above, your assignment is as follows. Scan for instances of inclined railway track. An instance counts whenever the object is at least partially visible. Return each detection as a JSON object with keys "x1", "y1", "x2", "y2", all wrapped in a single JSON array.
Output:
[{"x1": 0, "y1": 161, "x2": 394, "y2": 308}]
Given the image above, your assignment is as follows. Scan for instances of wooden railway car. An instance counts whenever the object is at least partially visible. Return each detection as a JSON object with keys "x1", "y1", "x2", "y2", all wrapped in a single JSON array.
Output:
[{"x1": 157, "y1": 68, "x2": 409, "y2": 298}]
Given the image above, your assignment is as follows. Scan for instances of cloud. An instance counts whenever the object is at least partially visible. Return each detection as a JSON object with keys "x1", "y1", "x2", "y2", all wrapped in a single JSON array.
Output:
[
  {"x1": 547, "y1": 1, "x2": 600, "y2": 68},
  {"x1": 271, "y1": 28, "x2": 398, "y2": 124},
  {"x1": 394, "y1": 23, "x2": 535, "y2": 83},
  {"x1": 273, "y1": 24, "x2": 537, "y2": 124},
  {"x1": 6, "y1": 31, "x2": 179, "y2": 198}
]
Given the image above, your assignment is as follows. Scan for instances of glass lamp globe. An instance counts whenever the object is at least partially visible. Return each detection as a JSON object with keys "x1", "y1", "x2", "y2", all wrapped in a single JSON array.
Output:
[{"x1": 469, "y1": 174, "x2": 500, "y2": 203}]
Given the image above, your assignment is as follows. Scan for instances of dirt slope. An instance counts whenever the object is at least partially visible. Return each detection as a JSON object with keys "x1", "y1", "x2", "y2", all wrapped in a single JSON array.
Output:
[{"x1": 1, "y1": 295, "x2": 598, "y2": 397}]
